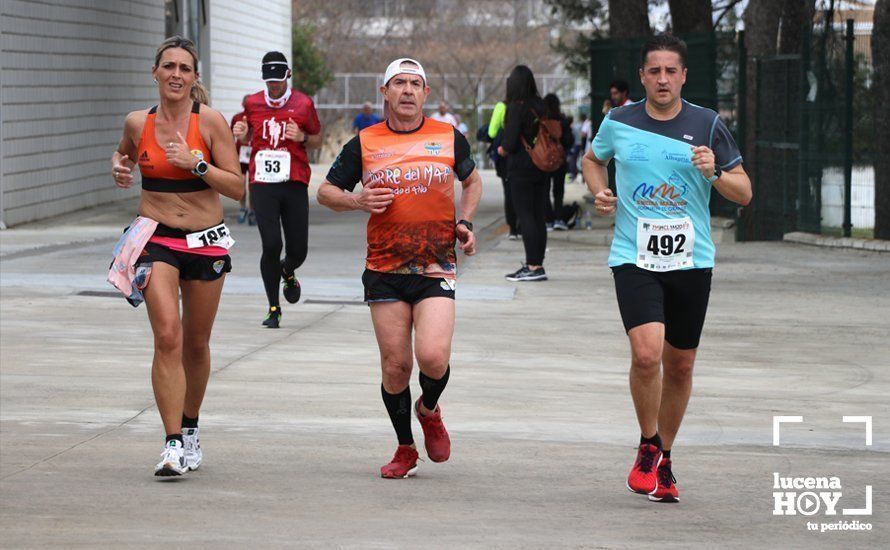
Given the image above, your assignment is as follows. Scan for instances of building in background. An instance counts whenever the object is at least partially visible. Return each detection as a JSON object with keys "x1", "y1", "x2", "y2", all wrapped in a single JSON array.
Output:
[{"x1": 0, "y1": 0, "x2": 289, "y2": 228}]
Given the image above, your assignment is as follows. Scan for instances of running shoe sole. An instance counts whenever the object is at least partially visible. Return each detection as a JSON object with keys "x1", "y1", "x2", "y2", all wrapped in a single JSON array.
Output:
[
  {"x1": 505, "y1": 274, "x2": 548, "y2": 282},
  {"x1": 626, "y1": 479, "x2": 658, "y2": 495},
  {"x1": 381, "y1": 465, "x2": 418, "y2": 479},
  {"x1": 648, "y1": 493, "x2": 679, "y2": 503},
  {"x1": 154, "y1": 464, "x2": 185, "y2": 477}
]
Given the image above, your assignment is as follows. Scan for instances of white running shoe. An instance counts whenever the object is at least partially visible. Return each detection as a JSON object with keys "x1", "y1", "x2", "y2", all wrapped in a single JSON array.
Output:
[
  {"x1": 182, "y1": 427, "x2": 202, "y2": 471},
  {"x1": 154, "y1": 440, "x2": 187, "y2": 477}
]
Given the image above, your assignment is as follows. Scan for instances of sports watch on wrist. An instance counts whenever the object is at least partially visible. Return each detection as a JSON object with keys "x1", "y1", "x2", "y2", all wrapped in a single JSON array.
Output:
[
  {"x1": 457, "y1": 219, "x2": 474, "y2": 232},
  {"x1": 192, "y1": 159, "x2": 209, "y2": 177},
  {"x1": 709, "y1": 165, "x2": 722, "y2": 183}
]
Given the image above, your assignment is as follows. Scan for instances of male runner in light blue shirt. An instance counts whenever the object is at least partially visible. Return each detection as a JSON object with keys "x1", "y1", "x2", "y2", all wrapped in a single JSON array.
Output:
[{"x1": 582, "y1": 34, "x2": 752, "y2": 503}]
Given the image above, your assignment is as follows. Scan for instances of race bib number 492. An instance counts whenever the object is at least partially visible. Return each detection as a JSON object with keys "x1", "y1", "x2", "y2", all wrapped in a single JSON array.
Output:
[
  {"x1": 636, "y1": 216, "x2": 695, "y2": 271},
  {"x1": 254, "y1": 150, "x2": 290, "y2": 183}
]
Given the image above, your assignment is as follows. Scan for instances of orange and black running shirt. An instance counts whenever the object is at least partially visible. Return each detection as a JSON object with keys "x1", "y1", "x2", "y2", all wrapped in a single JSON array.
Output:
[
  {"x1": 137, "y1": 101, "x2": 212, "y2": 193},
  {"x1": 326, "y1": 118, "x2": 476, "y2": 279}
]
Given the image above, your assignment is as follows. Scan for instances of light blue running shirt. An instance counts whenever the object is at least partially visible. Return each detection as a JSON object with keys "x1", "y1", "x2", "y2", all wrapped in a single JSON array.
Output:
[{"x1": 592, "y1": 100, "x2": 742, "y2": 270}]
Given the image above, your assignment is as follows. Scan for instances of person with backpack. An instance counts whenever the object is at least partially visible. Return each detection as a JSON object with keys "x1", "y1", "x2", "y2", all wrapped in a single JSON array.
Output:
[
  {"x1": 500, "y1": 65, "x2": 561, "y2": 281},
  {"x1": 485, "y1": 100, "x2": 520, "y2": 239},
  {"x1": 543, "y1": 93, "x2": 575, "y2": 231}
]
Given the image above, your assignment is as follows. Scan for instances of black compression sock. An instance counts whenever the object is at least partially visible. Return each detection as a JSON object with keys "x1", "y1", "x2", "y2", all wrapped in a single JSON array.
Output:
[
  {"x1": 381, "y1": 384, "x2": 414, "y2": 445},
  {"x1": 166, "y1": 433, "x2": 183, "y2": 445},
  {"x1": 182, "y1": 414, "x2": 199, "y2": 429},
  {"x1": 419, "y1": 365, "x2": 450, "y2": 412},
  {"x1": 640, "y1": 432, "x2": 662, "y2": 449}
]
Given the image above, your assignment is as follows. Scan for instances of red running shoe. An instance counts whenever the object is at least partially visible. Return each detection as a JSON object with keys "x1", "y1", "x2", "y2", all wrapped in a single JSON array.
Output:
[
  {"x1": 415, "y1": 398, "x2": 451, "y2": 463},
  {"x1": 380, "y1": 445, "x2": 419, "y2": 479},
  {"x1": 626, "y1": 443, "x2": 662, "y2": 495},
  {"x1": 649, "y1": 457, "x2": 679, "y2": 503}
]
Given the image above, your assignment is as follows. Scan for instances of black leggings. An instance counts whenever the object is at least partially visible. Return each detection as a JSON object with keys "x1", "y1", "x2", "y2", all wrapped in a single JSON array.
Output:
[
  {"x1": 502, "y1": 177, "x2": 518, "y2": 234},
  {"x1": 510, "y1": 174, "x2": 549, "y2": 266},
  {"x1": 546, "y1": 165, "x2": 567, "y2": 224},
  {"x1": 250, "y1": 183, "x2": 309, "y2": 307}
]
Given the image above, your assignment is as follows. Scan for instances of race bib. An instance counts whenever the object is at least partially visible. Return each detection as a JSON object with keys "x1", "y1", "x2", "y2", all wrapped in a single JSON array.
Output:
[
  {"x1": 238, "y1": 145, "x2": 252, "y2": 164},
  {"x1": 254, "y1": 150, "x2": 290, "y2": 183},
  {"x1": 636, "y1": 216, "x2": 695, "y2": 271},
  {"x1": 186, "y1": 223, "x2": 235, "y2": 250}
]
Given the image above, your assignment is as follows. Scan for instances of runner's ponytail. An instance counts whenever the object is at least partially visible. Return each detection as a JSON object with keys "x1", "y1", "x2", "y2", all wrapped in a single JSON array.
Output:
[{"x1": 191, "y1": 80, "x2": 210, "y2": 105}]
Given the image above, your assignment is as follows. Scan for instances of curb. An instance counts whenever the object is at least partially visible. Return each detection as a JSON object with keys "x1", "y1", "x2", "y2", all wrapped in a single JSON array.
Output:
[{"x1": 783, "y1": 232, "x2": 890, "y2": 252}]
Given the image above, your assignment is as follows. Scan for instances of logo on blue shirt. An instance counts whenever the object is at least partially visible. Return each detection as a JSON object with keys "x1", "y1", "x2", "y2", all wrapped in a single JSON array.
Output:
[
  {"x1": 662, "y1": 150, "x2": 691, "y2": 163},
  {"x1": 627, "y1": 143, "x2": 649, "y2": 162}
]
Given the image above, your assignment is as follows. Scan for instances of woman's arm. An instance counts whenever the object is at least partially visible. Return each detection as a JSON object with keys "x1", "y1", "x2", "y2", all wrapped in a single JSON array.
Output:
[{"x1": 111, "y1": 111, "x2": 142, "y2": 188}]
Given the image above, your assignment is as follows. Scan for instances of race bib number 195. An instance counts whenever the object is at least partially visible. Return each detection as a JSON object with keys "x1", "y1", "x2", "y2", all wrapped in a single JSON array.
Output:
[
  {"x1": 636, "y1": 216, "x2": 695, "y2": 271},
  {"x1": 254, "y1": 150, "x2": 291, "y2": 183}
]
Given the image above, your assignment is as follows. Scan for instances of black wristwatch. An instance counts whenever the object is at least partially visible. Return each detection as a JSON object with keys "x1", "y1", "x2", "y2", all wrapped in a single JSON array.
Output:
[
  {"x1": 192, "y1": 159, "x2": 209, "y2": 177},
  {"x1": 457, "y1": 219, "x2": 474, "y2": 232},
  {"x1": 709, "y1": 165, "x2": 722, "y2": 183}
]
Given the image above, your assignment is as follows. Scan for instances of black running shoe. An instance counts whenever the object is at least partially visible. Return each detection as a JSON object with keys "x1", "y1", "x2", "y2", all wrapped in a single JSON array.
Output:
[
  {"x1": 505, "y1": 265, "x2": 547, "y2": 282},
  {"x1": 262, "y1": 306, "x2": 281, "y2": 328},
  {"x1": 281, "y1": 259, "x2": 301, "y2": 304}
]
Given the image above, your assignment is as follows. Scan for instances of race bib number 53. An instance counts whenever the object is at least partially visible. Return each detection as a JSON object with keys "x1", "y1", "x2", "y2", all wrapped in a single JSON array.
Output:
[
  {"x1": 636, "y1": 216, "x2": 695, "y2": 271},
  {"x1": 254, "y1": 150, "x2": 291, "y2": 183}
]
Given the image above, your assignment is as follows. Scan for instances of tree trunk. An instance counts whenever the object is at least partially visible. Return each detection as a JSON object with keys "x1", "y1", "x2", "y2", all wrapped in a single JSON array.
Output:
[
  {"x1": 743, "y1": 0, "x2": 785, "y2": 160},
  {"x1": 609, "y1": 0, "x2": 650, "y2": 39},
  {"x1": 874, "y1": 0, "x2": 890, "y2": 239},
  {"x1": 668, "y1": 0, "x2": 712, "y2": 34},
  {"x1": 778, "y1": 0, "x2": 817, "y2": 54}
]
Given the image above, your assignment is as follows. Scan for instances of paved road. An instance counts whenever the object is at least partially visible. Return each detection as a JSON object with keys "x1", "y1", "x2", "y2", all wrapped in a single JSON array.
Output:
[{"x1": 1, "y1": 169, "x2": 887, "y2": 548}]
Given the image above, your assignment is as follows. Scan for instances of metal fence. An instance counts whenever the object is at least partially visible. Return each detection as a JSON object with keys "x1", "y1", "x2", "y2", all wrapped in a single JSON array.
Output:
[
  {"x1": 743, "y1": 16, "x2": 875, "y2": 240},
  {"x1": 314, "y1": 72, "x2": 589, "y2": 129}
]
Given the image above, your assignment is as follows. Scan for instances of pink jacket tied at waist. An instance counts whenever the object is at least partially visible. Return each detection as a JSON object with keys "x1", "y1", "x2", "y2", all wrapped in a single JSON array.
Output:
[{"x1": 108, "y1": 216, "x2": 158, "y2": 307}]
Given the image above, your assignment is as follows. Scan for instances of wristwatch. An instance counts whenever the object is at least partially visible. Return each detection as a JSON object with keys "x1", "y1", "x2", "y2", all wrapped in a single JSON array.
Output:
[
  {"x1": 457, "y1": 219, "x2": 474, "y2": 232},
  {"x1": 709, "y1": 165, "x2": 722, "y2": 183},
  {"x1": 192, "y1": 159, "x2": 209, "y2": 177}
]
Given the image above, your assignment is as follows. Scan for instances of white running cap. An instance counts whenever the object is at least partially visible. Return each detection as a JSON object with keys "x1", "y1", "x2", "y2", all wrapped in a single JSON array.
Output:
[{"x1": 383, "y1": 58, "x2": 426, "y2": 86}]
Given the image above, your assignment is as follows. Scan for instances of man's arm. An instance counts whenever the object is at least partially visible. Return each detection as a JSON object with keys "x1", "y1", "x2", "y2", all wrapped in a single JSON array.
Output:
[
  {"x1": 304, "y1": 132, "x2": 323, "y2": 150},
  {"x1": 581, "y1": 149, "x2": 617, "y2": 215},
  {"x1": 317, "y1": 181, "x2": 393, "y2": 213},
  {"x1": 710, "y1": 164, "x2": 752, "y2": 206},
  {"x1": 454, "y1": 169, "x2": 483, "y2": 256}
]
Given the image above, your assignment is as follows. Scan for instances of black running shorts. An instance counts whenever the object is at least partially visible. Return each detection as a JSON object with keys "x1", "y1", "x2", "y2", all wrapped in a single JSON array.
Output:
[
  {"x1": 137, "y1": 242, "x2": 232, "y2": 281},
  {"x1": 362, "y1": 269, "x2": 455, "y2": 305},
  {"x1": 611, "y1": 263, "x2": 712, "y2": 350}
]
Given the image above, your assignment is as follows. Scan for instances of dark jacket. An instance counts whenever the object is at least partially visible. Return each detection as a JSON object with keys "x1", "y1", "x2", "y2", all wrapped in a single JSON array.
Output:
[
  {"x1": 503, "y1": 98, "x2": 575, "y2": 176},
  {"x1": 502, "y1": 97, "x2": 548, "y2": 179}
]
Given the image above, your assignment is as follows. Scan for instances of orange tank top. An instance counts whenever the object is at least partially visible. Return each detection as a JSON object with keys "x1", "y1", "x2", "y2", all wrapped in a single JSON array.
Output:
[{"x1": 137, "y1": 101, "x2": 212, "y2": 193}]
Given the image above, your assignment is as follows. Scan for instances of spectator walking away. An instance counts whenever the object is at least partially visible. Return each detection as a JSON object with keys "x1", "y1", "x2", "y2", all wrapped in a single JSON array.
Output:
[
  {"x1": 543, "y1": 93, "x2": 574, "y2": 231},
  {"x1": 488, "y1": 100, "x2": 519, "y2": 239}
]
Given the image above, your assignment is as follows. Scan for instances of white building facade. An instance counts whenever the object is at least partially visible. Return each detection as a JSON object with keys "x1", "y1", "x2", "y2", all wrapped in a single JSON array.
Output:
[{"x1": 0, "y1": 0, "x2": 290, "y2": 228}]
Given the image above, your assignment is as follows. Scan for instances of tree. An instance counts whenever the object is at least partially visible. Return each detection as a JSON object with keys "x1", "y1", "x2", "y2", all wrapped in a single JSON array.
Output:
[
  {"x1": 742, "y1": 0, "x2": 784, "y2": 159},
  {"x1": 543, "y1": 0, "x2": 608, "y2": 76},
  {"x1": 668, "y1": 0, "x2": 712, "y2": 34},
  {"x1": 778, "y1": 0, "x2": 817, "y2": 54},
  {"x1": 874, "y1": 0, "x2": 890, "y2": 239},
  {"x1": 609, "y1": 0, "x2": 650, "y2": 39},
  {"x1": 291, "y1": 22, "x2": 332, "y2": 97}
]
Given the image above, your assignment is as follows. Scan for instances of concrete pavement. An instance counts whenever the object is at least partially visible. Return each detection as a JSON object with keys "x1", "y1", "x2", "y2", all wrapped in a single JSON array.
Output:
[{"x1": 1, "y1": 168, "x2": 888, "y2": 548}]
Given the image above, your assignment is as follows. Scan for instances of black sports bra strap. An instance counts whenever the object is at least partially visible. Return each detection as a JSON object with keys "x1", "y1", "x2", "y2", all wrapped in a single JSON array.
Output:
[
  {"x1": 191, "y1": 101, "x2": 201, "y2": 114},
  {"x1": 148, "y1": 105, "x2": 158, "y2": 115}
]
